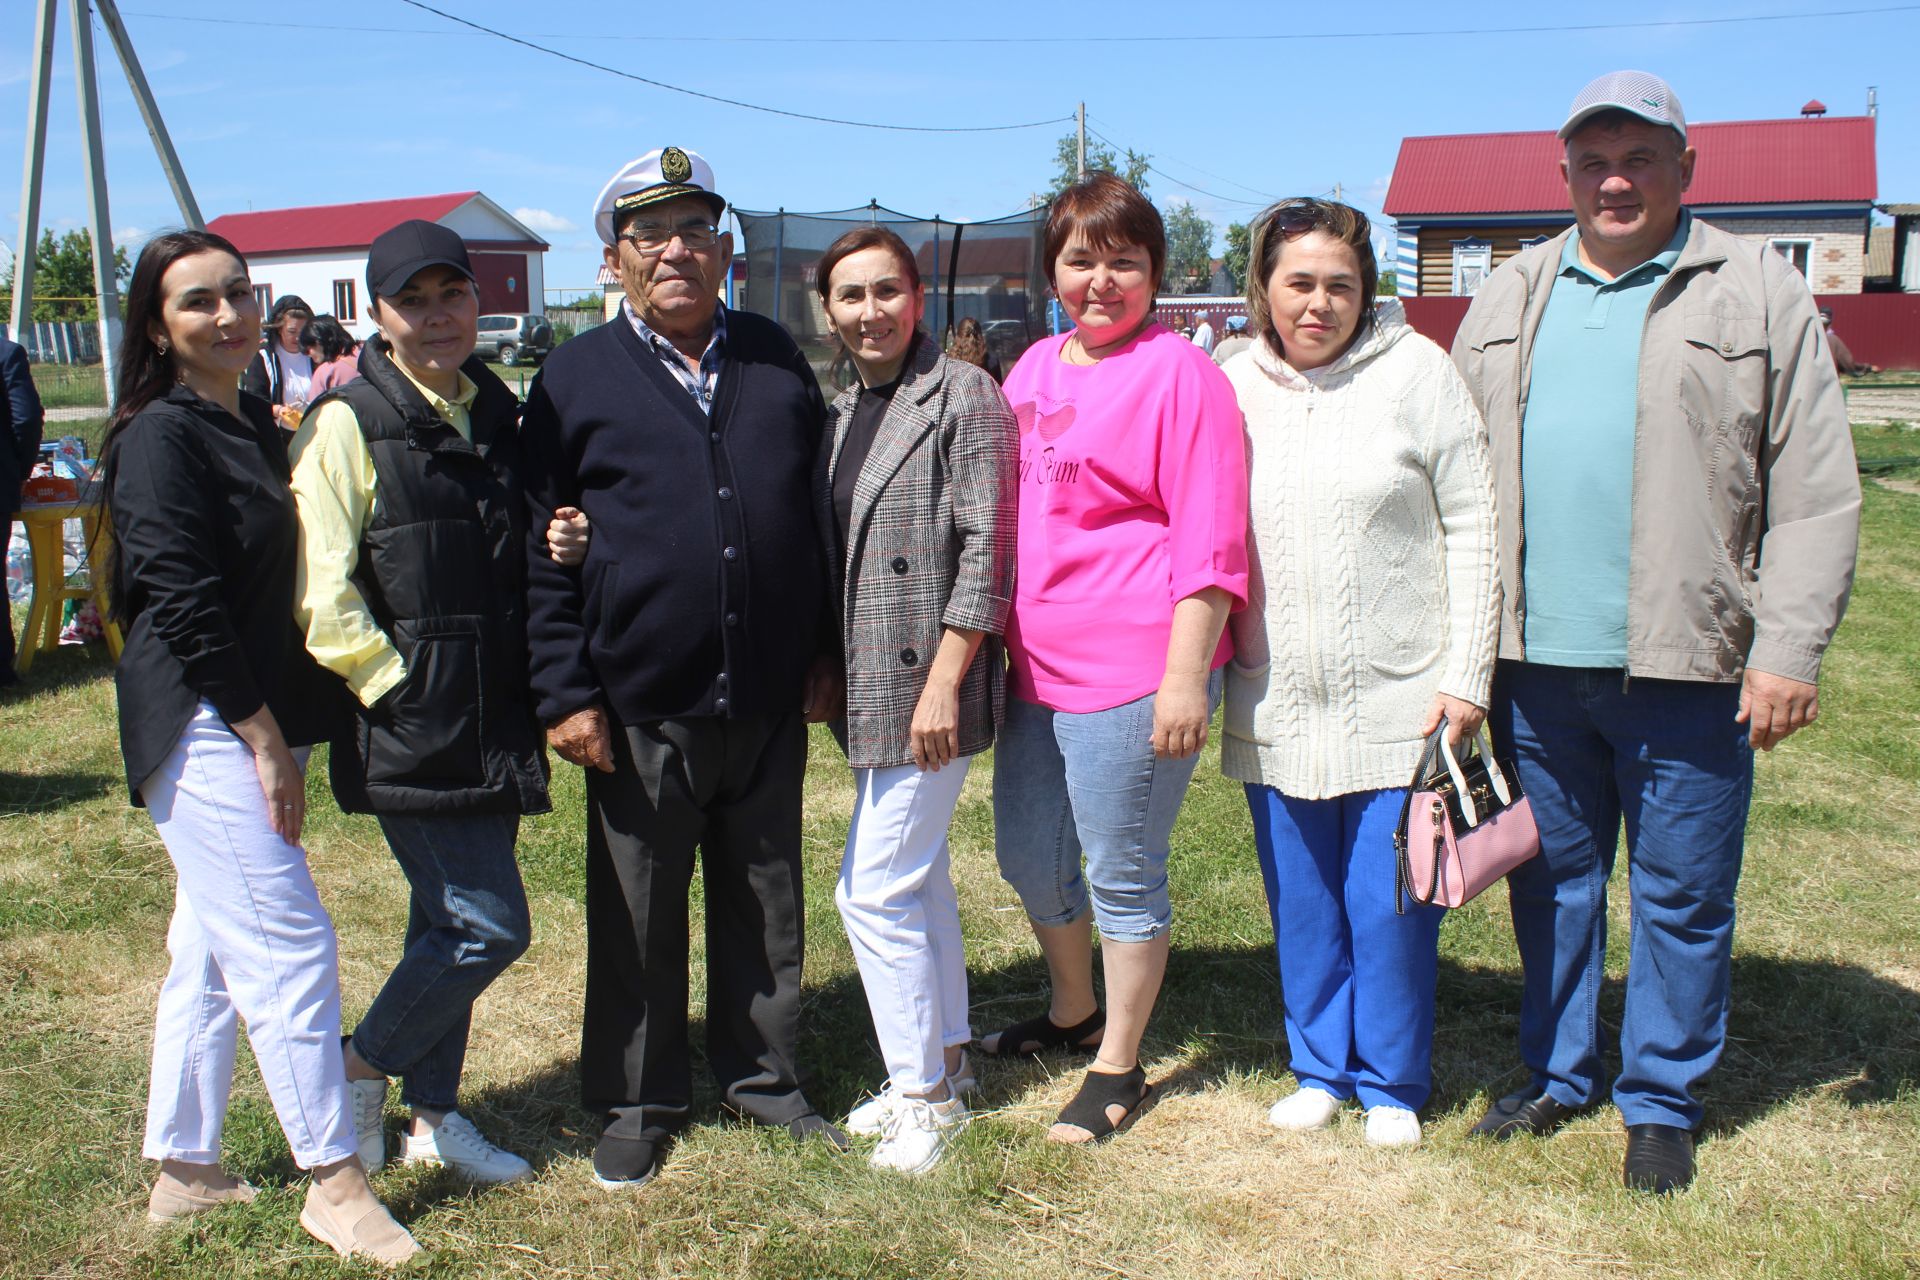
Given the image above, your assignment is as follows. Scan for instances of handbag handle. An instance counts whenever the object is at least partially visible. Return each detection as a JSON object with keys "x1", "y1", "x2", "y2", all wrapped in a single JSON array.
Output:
[{"x1": 1430, "y1": 722, "x2": 1516, "y2": 828}]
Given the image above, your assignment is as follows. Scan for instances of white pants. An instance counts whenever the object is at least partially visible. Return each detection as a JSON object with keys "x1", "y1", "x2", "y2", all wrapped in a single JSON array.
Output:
[
  {"x1": 140, "y1": 702, "x2": 357, "y2": 1169},
  {"x1": 835, "y1": 757, "x2": 974, "y2": 1095}
]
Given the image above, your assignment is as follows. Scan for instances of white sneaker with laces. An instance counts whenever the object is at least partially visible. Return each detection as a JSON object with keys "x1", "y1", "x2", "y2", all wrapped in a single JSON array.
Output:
[
  {"x1": 401, "y1": 1111, "x2": 534, "y2": 1184},
  {"x1": 870, "y1": 1094, "x2": 968, "y2": 1175},
  {"x1": 347, "y1": 1076, "x2": 389, "y2": 1172},
  {"x1": 1363, "y1": 1105, "x2": 1423, "y2": 1148},
  {"x1": 1267, "y1": 1087, "x2": 1342, "y2": 1131},
  {"x1": 847, "y1": 1054, "x2": 980, "y2": 1137}
]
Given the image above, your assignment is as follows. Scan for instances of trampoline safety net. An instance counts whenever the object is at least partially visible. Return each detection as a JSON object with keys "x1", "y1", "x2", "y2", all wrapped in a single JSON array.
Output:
[{"x1": 732, "y1": 203, "x2": 1049, "y2": 392}]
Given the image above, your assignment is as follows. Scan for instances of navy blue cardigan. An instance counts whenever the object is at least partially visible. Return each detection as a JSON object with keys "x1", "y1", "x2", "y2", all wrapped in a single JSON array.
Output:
[{"x1": 520, "y1": 308, "x2": 830, "y2": 725}]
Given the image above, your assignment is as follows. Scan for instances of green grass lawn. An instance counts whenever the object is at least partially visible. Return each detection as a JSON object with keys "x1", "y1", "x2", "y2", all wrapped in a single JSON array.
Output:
[{"x1": 2, "y1": 432, "x2": 1916, "y2": 1278}]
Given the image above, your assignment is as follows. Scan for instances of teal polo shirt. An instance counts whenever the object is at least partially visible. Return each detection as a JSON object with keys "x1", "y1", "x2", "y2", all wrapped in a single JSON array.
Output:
[{"x1": 1519, "y1": 215, "x2": 1689, "y2": 668}]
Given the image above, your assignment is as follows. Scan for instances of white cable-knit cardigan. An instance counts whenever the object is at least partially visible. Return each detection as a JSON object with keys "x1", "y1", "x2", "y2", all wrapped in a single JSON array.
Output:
[{"x1": 1219, "y1": 301, "x2": 1501, "y2": 799}]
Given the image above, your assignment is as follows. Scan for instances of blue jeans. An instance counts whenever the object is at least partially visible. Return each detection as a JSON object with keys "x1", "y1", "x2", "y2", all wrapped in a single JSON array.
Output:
[
  {"x1": 992, "y1": 672, "x2": 1222, "y2": 943},
  {"x1": 1247, "y1": 785, "x2": 1443, "y2": 1111},
  {"x1": 351, "y1": 812, "x2": 530, "y2": 1111},
  {"x1": 1491, "y1": 662, "x2": 1753, "y2": 1129}
]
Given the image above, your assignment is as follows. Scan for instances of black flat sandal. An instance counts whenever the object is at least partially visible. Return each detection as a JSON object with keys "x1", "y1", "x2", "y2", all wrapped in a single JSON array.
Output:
[
  {"x1": 980, "y1": 1008, "x2": 1106, "y2": 1059},
  {"x1": 1049, "y1": 1065, "x2": 1154, "y2": 1144}
]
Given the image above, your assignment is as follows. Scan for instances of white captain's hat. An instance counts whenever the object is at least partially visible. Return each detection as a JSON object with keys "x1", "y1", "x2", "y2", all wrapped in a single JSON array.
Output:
[{"x1": 593, "y1": 146, "x2": 726, "y2": 246}]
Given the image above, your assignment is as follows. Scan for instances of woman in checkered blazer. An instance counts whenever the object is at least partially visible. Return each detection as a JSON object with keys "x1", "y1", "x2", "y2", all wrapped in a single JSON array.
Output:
[{"x1": 811, "y1": 225, "x2": 1018, "y2": 1175}]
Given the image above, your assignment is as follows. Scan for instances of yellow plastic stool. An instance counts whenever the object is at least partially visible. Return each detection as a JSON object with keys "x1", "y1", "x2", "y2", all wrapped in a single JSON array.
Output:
[{"x1": 10, "y1": 498, "x2": 122, "y2": 674}]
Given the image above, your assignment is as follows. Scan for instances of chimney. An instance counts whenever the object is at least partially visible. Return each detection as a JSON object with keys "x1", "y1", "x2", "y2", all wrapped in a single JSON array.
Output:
[
  {"x1": 1801, "y1": 99, "x2": 1828, "y2": 117},
  {"x1": 1867, "y1": 86, "x2": 1878, "y2": 117}
]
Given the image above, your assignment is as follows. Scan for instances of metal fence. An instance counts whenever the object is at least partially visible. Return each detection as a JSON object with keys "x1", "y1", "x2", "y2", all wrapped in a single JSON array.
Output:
[{"x1": 1, "y1": 318, "x2": 102, "y2": 363}]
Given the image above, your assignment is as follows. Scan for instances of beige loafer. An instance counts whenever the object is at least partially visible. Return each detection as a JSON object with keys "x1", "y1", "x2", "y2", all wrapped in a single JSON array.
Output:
[
  {"x1": 299, "y1": 1183, "x2": 422, "y2": 1267},
  {"x1": 146, "y1": 1173, "x2": 258, "y2": 1223}
]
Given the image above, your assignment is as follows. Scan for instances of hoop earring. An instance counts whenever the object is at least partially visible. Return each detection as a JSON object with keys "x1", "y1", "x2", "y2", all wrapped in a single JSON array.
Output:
[{"x1": 155, "y1": 338, "x2": 170, "y2": 354}]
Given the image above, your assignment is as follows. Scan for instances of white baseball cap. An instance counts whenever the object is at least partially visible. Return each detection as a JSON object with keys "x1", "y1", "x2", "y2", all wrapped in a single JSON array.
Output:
[
  {"x1": 1559, "y1": 70, "x2": 1687, "y2": 142},
  {"x1": 593, "y1": 146, "x2": 726, "y2": 247}
]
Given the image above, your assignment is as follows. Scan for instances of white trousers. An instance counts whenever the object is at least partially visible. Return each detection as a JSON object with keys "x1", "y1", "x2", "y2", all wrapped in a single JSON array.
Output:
[
  {"x1": 835, "y1": 757, "x2": 974, "y2": 1095},
  {"x1": 140, "y1": 702, "x2": 357, "y2": 1169}
]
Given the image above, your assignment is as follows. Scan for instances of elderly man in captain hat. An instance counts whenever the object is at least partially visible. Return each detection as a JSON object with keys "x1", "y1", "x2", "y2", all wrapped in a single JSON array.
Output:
[{"x1": 518, "y1": 145, "x2": 844, "y2": 1190}]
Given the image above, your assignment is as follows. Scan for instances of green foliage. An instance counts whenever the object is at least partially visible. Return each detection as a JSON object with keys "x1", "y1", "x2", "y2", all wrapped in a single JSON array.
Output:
[
  {"x1": 1162, "y1": 201, "x2": 1216, "y2": 296},
  {"x1": 1222, "y1": 221, "x2": 1251, "y2": 295},
  {"x1": 1047, "y1": 131, "x2": 1151, "y2": 198},
  {"x1": 0, "y1": 228, "x2": 132, "y2": 322},
  {"x1": 1378, "y1": 268, "x2": 1399, "y2": 297}
]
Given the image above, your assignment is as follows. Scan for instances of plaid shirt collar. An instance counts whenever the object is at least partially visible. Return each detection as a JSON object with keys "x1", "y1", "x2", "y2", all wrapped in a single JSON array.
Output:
[{"x1": 624, "y1": 299, "x2": 727, "y2": 415}]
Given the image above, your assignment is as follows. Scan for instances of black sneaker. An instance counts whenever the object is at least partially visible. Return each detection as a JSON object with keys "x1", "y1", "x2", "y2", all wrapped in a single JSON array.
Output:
[{"x1": 592, "y1": 1132, "x2": 665, "y2": 1191}]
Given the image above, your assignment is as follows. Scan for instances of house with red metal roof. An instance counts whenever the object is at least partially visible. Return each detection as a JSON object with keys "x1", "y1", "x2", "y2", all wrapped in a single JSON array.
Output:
[
  {"x1": 1383, "y1": 104, "x2": 1877, "y2": 297},
  {"x1": 205, "y1": 192, "x2": 549, "y2": 337}
]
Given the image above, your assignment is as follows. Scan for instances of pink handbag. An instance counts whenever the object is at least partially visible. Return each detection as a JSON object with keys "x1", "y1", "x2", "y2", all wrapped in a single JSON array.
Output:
[{"x1": 1394, "y1": 720, "x2": 1541, "y2": 912}]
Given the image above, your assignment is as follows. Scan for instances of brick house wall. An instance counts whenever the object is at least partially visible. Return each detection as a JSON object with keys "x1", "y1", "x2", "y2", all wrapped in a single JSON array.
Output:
[{"x1": 1698, "y1": 214, "x2": 1867, "y2": 294}]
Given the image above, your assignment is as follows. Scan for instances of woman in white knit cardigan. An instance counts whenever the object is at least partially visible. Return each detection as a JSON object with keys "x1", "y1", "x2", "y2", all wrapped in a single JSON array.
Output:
[{"x1": 1218, "y1": 199, "x2": 1500, "y2": 1149}]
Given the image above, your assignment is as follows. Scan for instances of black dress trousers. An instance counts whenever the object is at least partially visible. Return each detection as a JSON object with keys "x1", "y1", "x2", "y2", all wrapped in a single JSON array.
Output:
[{"x1": 581, "y1": 708, "x2": 810, "y2": 1142}]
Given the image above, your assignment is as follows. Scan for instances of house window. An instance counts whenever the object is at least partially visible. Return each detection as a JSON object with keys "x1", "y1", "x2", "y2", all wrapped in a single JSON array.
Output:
[
  {"x1": 252, "y1": 283, "x2": 273, "y2": 313},
  {"x1": 1769, "y1": 238, "x2": 1813, "y2": 276},
  {"x1": 332, "y1": 279, "x2": 357, "y2": 322},
  {"x1": 1451, "y1": 240, "x2": 1493, "y2": 297}
]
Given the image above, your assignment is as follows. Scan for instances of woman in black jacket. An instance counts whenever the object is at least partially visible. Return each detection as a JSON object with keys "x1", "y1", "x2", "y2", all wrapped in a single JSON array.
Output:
[
  {"x1": 240, "y1": 293, "x2": 315, "y2": 430},
  {"x1": 101, "y1": 230, "x2": 417, "y2": 1264}
]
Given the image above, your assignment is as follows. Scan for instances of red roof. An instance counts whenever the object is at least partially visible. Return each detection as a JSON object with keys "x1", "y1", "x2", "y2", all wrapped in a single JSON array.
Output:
[
  {"x1": 208, "y1": 192, "x2": 486, "y2": 255},
  {"x1": 1383, "y1": 116, "x2": 1876, "y2": 217}
]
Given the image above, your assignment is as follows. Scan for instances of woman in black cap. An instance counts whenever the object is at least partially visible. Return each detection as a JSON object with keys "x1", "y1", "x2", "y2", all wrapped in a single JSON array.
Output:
[{"x1": 288, "y1": 218, "x2": 579, "y2": 1189}]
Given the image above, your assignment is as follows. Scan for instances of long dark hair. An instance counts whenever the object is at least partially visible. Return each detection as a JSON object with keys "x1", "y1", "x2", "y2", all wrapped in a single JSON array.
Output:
[
  {"x1": 99, "y1": 229, "x2": 251, "y2": 621},
  {"x1": 300, "y1": 313, "x2": 355, "y2": 363}
]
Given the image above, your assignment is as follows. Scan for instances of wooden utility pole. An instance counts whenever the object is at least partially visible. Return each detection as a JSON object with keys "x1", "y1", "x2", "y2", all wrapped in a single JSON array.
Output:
[
  {"x1": 10, "y1": 0, "x2": 205, "y2": 405},
  {"x1": 1076, "y1": 103, "x2": 1086, "y2": 180}
]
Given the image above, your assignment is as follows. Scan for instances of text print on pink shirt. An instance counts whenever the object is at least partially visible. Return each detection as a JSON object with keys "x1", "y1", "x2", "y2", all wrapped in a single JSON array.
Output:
[{"x1": 1012, "y1": 396, "x2": 1082, "y2": 486}]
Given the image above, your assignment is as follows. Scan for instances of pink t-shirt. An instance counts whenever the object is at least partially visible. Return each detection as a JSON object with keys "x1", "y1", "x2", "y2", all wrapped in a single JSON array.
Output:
[{"x1": 1002, "y1": 323, "x2": 1249, "y2": 713}]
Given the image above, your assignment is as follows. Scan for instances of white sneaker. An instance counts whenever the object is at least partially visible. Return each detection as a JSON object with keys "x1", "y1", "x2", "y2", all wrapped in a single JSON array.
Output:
[
  {"x1": 847, "y1": 1054, "x2": 981, "y2": 1138},
  {"x1": 1363, "y1": 1105, "x2": 1423, "y2": 1148},
  {"x1": 870, "y1": 1095, "x2": 969, "y2": 1175},
  {"x1": 347, "y1": 1076, "x2": 389, "y2": 1172},
  {"x1": 401, "y1": 1112, "x2": 534, "y2": 1184},
  {"x1": 1267, "y1": 1087, "x2": 1343, "y2": 1131}
]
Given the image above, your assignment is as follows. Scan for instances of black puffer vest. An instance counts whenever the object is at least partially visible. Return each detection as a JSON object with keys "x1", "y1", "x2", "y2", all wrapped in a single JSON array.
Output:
[{"x1": 319, "y1": 338, "x2": 550, "y2": 816}]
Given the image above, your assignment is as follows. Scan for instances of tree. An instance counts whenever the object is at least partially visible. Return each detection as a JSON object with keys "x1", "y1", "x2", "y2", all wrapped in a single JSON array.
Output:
[
  {"x1": 1046, "y1": 132, "x2": 1151, "y2": 199},
  {"x1": 1377, "y1": 269, "x2": 1398, "y2": 297},
  {"x1": 1222, "y1": 221, "x2": 1251, "y2": 295},
  {"x1": 0, "y1": 228, "x2": 131, "y2": 322},
  {"x1": 1162, "y1": 201, "x2": 1216, "y2": 296}
]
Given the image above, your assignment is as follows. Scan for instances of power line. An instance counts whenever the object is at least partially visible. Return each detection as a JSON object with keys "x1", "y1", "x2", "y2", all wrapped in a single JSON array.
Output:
[
  {"x1": 121, "y1": 2, "x2": 1920, "y2": 43},
  {"x1": 1082, "y1": 125, "x2": 1271, "y2": 209},
  {"x1": 392, "y1": 0, "x2": 1069, "y2": 133},
  {"x1": 1088, "y1": 116, "x2": 1285, "y2": 203}
]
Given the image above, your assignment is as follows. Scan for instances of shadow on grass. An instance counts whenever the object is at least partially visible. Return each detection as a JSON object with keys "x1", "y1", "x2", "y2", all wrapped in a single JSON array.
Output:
[
  {"x1": 412, "y1": 938, "x2": 1920, "y2": 1190},
  {"x1": 0, "y1": 767, "x2": 119, "y2": 810}
]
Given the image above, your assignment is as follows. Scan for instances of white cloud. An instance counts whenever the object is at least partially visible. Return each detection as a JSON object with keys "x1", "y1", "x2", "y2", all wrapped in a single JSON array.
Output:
[
  {"x1": 113, "y1": 225, "x2": 150, "y2": 248},
  {"x1": 512, "y1": 207, "x2": 578, "y2": 235}
]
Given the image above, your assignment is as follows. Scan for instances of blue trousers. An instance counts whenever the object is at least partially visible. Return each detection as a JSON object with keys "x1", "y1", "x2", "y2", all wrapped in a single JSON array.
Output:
[
  {"x1": 1246, "y1": 785, "x2": 1443, "y2": 1111},
  {"x1": 1491, "y1": 662, "x2": 1753, "y2": 1130}
]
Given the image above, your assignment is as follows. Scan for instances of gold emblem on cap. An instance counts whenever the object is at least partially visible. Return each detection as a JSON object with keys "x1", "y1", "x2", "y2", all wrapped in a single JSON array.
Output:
[{"x1": 660, "y1": 147, "x2": 693, "y2": 185}]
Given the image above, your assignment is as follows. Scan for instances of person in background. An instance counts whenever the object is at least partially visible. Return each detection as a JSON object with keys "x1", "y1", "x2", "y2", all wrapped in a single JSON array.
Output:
[
  {"x1": 1820, "y1": 308, "x2": 1880, "y2": 376},
  {"x1": 520, "y1": 146, "x2": 846, "y2": 1192},
  {"x1": 813, "y1": 226, "x2": 1017, "y2": 1173},
  {"x1": 0, "y1": 330, "x2": 46, "y2": 685},
  {"x1": 1452, "y1": 71, "x2": 1860, "y2": 1194},
  {"x1": 1210, "y1": 314, "x2": 1253, "y2": 366},
  {"x1": 981, "y1": 173, "x2": 1249, "y2": 1144},
  {"x1": 290, "y1": 220, "x2": 558, "y2": 1191},
  {"x1": 243, "y1": 295, "x2": 315, "y2": 429},
  {"x1": 1190, "y1": 308, "x2": 1216, "y2": 355},
  {"x1": 302, "y1": 315, "x2": 361, "y2": 396},
  {"x1": 100, "y1": 229, "x2": 416, "y2": 1265},
  {"x1": 1219, "y1": 197, "x2": 1499, "y2": 1150},
  {"x1": 946, "y1": 315, "x2": 1004, "y2": 383}
]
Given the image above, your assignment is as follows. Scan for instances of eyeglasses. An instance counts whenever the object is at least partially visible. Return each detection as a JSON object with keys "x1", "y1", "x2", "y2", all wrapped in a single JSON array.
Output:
[{"x1": 617, "y1": 221, "x2": 722, "y2": 254}]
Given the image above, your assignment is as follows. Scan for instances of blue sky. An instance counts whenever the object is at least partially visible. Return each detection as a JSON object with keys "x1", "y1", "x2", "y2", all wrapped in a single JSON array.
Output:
[{"x1": 3, "y1": 0, "x2": 1916, "y2": 301}]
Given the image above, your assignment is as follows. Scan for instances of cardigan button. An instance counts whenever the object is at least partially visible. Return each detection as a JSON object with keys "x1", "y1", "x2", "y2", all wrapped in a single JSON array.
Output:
[
  {"x1": 900, "y1": 647, "x2": 917, "y2": 665},
  {"x1": 725, "y1": 611, "x2": 739, "y2": 627},
  {"x1": 891, "y1": 556, "x2": 908, "y2": 574},
  {"x1": 718, "y1": 486, "x2": 733, "y2": 499},
  {"x1": 723, "y1": 545, "x2": 738, "y2": 561}
]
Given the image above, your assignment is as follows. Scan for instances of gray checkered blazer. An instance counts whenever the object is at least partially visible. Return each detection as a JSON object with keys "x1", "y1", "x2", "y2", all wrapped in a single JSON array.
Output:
[{"x1": 816, "y1": 338, "x2": 1018, "y2": 769}]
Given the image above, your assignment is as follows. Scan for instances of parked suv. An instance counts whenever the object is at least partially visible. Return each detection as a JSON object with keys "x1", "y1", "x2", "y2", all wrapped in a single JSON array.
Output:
[{"x1": 476, "y1": 313, "x2": 553, "y2": 366}]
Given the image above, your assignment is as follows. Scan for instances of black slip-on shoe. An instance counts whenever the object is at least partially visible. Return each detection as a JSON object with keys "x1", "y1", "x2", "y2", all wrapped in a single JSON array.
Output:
[
  {"x1": 1623, "y1": 1123, "x2": 1695, "y2": 1194},
  {"x1": 1470, "y1": 1088, "x2": 1585, "y2": 1140},
  {"x1": 787, "y1": 1112, "x2": 851, "y2": 1153},
  {"x1": 592, "y1": 1132, "x2": 666, "y2": 1191}
]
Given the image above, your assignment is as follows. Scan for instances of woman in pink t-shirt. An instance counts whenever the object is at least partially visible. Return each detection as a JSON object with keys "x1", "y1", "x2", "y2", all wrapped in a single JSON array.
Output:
[{"x1": 979, "y1": 174, "x2": 1249, "y2": 1143}]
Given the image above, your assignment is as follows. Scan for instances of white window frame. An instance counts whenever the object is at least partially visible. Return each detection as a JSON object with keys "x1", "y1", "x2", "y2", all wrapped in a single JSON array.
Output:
[
  {"x1": 332, "y1": 279, "x2": 357, "y2": 322},
  {"x1": 1769, "y1": 238, "x2": 1813, "y2": 276},
  {"x1": 1451, "y1": 239, "x2": 1493, "y2": 297},
  {"x1": 251, "y1": 283, "x2": 273, "y2": 313}
]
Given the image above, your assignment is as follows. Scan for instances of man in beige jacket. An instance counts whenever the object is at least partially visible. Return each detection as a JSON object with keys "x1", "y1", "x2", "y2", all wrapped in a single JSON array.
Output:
[{"x1": 1451, "y1": 71, "x2": 1860, "y2": 1194}]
